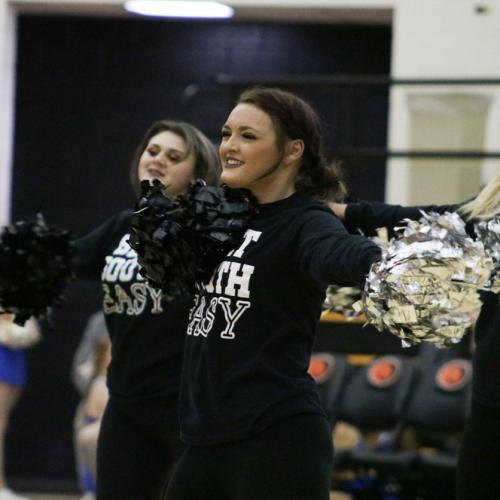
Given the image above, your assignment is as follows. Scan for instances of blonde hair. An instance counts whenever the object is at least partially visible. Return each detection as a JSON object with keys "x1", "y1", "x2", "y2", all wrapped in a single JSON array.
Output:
[{"x1": 460, "y1": 173, "x2": 500, "y2": 221}]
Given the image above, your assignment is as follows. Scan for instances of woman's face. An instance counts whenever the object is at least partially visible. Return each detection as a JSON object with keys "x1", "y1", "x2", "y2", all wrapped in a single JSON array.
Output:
[
  {"x1": 138, "y1": 130, "x2": 196, "y2": 197},
  {"x1": 219, "y1": 103, "x2": 285, "y2": 200}
]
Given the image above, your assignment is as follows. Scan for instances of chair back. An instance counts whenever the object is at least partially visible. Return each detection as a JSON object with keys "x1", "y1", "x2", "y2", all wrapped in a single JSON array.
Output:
[
  {"x1": 404, "y1": 354, "x2": 472, "y2": 433},
  {"x1": 337, "y1": 355, "x2": 418, "y2": 431},
  {"x1": 308, "y1": 352, "x2": 352, "y2": 423}
]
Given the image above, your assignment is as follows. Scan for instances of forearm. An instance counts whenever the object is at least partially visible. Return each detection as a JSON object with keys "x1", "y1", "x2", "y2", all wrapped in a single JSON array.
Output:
[{"x1": 344, "y1": 201, "x2": 461, "y2": 237}]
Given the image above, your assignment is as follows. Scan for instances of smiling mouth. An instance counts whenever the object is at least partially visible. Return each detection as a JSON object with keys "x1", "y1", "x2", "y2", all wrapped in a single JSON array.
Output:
[
  {"x1": 225, "y1": 159, "x2": 244, "y2": 169},
  {"x1": 147, "y1": 169, "x2": 164, "y2": 177}
]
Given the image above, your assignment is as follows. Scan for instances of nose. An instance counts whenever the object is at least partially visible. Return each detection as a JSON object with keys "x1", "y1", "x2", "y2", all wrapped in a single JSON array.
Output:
[
  {"x1": 152, "y1": 153, "x2": 168, "y2": 168},
  {"x1": 221, "y1": 135, "x2": 238, "y2": 154}
]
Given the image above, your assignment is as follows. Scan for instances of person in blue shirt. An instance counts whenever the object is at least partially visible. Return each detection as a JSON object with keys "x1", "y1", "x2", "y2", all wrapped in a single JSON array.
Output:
[{"x1": 0, "y1": 314, "x2": 40, "y2": 500}]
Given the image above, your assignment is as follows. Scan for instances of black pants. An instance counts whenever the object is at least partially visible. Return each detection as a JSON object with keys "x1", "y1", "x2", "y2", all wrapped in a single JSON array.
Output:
[
  {"x1": 456, "y1": 401, "x2": 500, "y2": 500},
  {"x1": 96, "y1": 395, "x2": 183, "y2": 500},
  {"x1": 165, "y1": 413, "x2": 333, "y2": 500}
]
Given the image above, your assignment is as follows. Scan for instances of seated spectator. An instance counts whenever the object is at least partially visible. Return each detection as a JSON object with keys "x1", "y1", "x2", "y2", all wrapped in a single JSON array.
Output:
[{"x1": 72, "y1": 312, "x2": 110, "y2": 500}]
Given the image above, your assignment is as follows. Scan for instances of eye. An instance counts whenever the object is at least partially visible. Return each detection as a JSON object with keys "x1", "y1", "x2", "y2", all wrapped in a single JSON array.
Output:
[
  {"x1": 168, "y1": 154, "x2": 181, "y2": 162},
  {"x1": 242, "y1": 133, "x2": 256, "y2": 140},
  {"x1": 221, "y1": 130, "x2": 231, "y2": 140}
]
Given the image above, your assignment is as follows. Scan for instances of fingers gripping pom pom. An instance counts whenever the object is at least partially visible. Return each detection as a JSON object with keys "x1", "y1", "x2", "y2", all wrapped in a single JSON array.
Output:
[
  {"x1": 129, "y1": 180, "x2": 258, "y2": 300},
  {"x1": 355, "y1": 211, "x2": 493, "y2": 348},
  {"x1": 0, "y1": 214, "x2": 75, "y2": 324}
]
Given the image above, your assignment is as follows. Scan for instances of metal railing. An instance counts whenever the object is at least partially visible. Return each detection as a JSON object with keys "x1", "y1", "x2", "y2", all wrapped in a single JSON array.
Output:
[{"x1": 182, "y1": 75, "x2": 500, "y2": 160}]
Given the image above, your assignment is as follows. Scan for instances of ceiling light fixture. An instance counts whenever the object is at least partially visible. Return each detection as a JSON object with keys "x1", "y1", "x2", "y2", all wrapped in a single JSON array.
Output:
[{"x1": 124, "y1": 1, "x2": 234, "y2": 19}]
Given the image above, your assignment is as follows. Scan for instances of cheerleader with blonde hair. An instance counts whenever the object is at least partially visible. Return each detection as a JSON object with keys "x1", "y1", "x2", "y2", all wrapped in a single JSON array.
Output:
[{"x1": 330, "y1": 172, "x2": 499, "y2": 500}]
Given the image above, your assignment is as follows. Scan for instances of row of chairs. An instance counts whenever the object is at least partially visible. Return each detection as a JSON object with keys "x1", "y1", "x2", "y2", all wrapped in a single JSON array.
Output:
[{"x1": 309, "y1": 345, "x2": 472, "y2": 497}]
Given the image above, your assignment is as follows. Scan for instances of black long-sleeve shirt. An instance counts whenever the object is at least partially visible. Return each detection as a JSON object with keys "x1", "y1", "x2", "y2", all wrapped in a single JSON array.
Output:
[
  {"x1": 344, "y1": 201, "x2": 460, "y2": 237},
  {"x1": 345, "y1": 201, "x2": 500, "y2": 408},
  {"x1": 75, "y1": 210, "x2": 190, "y2": 402},
  {"x1": 180, "y1": 192, "x2": 381, "y2": 445}
]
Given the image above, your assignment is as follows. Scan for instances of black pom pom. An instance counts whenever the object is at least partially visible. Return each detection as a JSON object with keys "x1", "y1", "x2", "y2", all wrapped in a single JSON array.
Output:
[
  {"x1": 129, "y1": 180, "x2": 196, "y2": 301},
  {"x1": 129, "y1": 179, "x2": 258, "y2": 300},
  {"x1": 0, "y1": 214, "x2": 75, "y2": 324},
  {"x1": 181, "y1": 181, "x2": 258, "y2": 283}
]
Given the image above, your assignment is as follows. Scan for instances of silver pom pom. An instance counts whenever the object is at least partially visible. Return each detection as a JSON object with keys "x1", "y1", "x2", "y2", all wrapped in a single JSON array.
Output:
[
  {"x1": 323, "y1": 229, "x2": 387, "y2": 320},
  {"x1": 355, "y1": 211, "x2": 493, "y2": 348},
  {"x1": 475, "y1": 215, "x2": 500, "y2": 293},
  {"x1": 323, "y1": 285, "x2": 363, "y2": 319}
]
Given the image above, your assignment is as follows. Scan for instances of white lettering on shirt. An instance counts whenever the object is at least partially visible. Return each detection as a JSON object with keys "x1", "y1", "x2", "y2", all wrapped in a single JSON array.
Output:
[{"x1": 186, "y1": 229, "x2": 262, "y2": 341}]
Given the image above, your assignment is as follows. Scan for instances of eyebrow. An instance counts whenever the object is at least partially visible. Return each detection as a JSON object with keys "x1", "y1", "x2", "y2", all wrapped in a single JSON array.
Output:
[
  {"x1": 148, "y1": 143, "x2": 185, "y2": 154},
  {"x1": 221, "y1": 124, "x2": 258, "y2": 132}
]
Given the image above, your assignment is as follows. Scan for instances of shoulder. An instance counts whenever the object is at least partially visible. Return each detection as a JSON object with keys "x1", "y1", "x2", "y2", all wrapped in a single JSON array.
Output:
[
  {"x1": 75, "y1": 210, "x2": 132, "y2": 252},
  {"x1": 280, "y1": 197, "x2": 347, "y2": 246},
  {"x1": 114, "y1": 209, "x2": 133, "y2": 227},
  {"x1": 97, "y1": 210, "x2": 133, "y2": 236},
  {"x1": 294, "y1": 197, "x2": 344, "y2": 229}
]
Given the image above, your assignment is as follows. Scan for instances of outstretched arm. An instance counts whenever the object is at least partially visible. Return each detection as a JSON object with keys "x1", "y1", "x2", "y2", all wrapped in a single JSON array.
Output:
[
  {"x1": 298, "y1": 209, "x2": 381, "y2": 288},
  {"x1": 329, "y1": 200, "x2": 461, "y2": 237}
]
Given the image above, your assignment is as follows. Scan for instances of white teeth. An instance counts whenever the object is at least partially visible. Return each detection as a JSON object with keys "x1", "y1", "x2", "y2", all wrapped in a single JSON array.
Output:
[{"x1": 226, "y1": 158, "x2": 243, "y2": 166}]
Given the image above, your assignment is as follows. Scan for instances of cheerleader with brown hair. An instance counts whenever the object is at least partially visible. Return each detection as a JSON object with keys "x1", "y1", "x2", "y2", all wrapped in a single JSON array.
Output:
[{"x1": 164, "y1": 88, "x2": 382, "y2": 500}]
